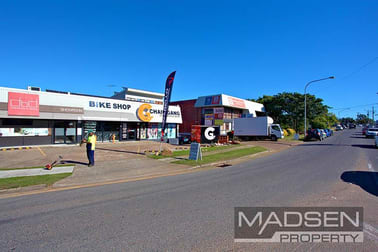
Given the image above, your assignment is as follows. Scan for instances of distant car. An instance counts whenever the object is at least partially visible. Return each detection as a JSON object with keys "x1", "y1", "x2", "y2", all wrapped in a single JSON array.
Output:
[
  {"x1": 349, "y1": 123, "x2": 356, "y2": 129},
  {"x1": 366, "y1": 128, "x2": 378, "y2": 138},
  {"x1": 362, "y1": 126, "x2": 368, "y2": 135},
  {"x1": 375, "y1": 136, "x2": 378, "y2": 148},
  {"x1": 336, "y1": 125, "x2": 343, "y2": 131},
  {"x1": 178, "y1": 133, "x2": 191, "y2": 145}
]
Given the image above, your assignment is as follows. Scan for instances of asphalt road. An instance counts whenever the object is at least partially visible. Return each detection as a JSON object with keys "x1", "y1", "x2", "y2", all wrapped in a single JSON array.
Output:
[{"x1": 0, "y1": 129, "x2": 377, "y2": 251}]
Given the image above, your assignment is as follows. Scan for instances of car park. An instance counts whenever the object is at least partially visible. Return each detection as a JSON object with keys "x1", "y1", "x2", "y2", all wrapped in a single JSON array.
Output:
[{"x1": 366, "y1": 128, "x2": 378, "y2": 138}]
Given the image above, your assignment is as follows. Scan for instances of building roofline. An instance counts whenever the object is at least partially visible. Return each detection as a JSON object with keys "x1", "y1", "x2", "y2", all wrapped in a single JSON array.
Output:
[{"x1": 123, "y1": 87, "x2": 164, "y2": 98}]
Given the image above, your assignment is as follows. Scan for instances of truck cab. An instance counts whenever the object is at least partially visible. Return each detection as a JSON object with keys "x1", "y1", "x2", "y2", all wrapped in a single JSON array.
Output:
[{"x1": 270, "y1": 124, "x2": 284, "y2": 141}]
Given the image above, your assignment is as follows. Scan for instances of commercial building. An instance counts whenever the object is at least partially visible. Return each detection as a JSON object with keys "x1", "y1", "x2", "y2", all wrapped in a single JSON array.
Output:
[
  {"x1": 171, "y1": 94, "x2": 265, "y2": 135},
  {"x1": 0, "y1": 86, "x2": 182, "y2": 147}
]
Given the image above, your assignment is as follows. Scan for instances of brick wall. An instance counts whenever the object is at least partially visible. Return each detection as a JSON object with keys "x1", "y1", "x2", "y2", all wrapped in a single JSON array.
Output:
[{"x1": 170, "y1": 99, "x2": 202, "y2": 133}]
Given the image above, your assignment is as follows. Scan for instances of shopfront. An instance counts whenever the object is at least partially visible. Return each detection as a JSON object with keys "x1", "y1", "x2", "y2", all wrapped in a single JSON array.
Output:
[{"x1": 0, "y1": 87, "x2": 182, "y2": 147}]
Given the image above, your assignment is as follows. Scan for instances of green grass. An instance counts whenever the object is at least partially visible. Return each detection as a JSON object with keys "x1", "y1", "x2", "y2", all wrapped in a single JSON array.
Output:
[
  {"x1": 280, "y1": 134, "x2": 305, "y2": 141},
  {"x1": 147, "y1": 145, "x2": 238, "y2": 159},
  {"x1": 0, "y1": 164, "x2": 74, "y2": 171},
  {"x1": 173, "y1": 146, "x2": 267, "y2": 166},
  {"x1": 0, "y1": 173, "x2": 72, "y2": 190}
]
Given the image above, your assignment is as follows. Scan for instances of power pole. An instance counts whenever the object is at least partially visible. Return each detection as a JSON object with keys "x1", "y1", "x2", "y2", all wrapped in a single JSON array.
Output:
[{"x1": 373, "y1": 106, "x2": 375, "y2": 121}]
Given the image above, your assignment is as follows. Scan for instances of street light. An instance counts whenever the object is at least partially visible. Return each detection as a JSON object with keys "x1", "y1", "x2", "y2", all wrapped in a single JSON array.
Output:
[{"x1": 304, "y1": 76, "x2": 334, "y2": 134}]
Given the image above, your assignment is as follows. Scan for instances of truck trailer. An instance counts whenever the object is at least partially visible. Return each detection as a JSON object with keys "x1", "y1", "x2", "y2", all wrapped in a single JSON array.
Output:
[{"x1": 233, "y1": 116, "x2": 284, "y2": 141}]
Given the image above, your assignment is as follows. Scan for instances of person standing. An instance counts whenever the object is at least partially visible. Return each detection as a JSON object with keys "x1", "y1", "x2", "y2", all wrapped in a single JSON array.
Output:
[{"x1": 82, "y1": 131, "x2": 96, "y2": 166}]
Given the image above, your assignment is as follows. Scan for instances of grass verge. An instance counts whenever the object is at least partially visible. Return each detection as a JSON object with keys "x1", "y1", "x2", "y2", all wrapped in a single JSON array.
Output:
[
  {"x1": 0, "y1": 164, "x2": 74, "y2": 171},
  {"x1": 0, "y1": 173, "x2": 72, "y2": 190},
  {"x1": 172, "y1": 146, "x2": 266, "y2": 166},
  {"x1": 148, "y1": 145, "x2": 238, "y2": 159},
  {"x1": 280, "y1": 134, "x2": 305, "y2": 142}
]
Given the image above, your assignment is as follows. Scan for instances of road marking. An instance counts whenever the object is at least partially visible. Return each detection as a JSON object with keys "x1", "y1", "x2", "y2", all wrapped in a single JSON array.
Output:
[{"x1": 37, "y1": 147, "x2": 47, "y2": 157}]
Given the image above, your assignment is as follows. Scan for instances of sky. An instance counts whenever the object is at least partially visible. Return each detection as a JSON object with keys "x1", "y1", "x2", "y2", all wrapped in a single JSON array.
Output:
[{"x1": 0, "y1": 0, "x2": 377, "y2": 119}]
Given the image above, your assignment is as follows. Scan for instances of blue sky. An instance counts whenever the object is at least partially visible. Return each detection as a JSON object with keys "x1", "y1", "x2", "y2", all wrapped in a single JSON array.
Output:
[{"x1": 1, "y1": 0, "x2": 377, "y2": 118}]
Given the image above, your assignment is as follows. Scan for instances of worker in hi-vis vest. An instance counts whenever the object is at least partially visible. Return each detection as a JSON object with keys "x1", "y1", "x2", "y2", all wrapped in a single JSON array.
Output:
[{"x1": 81, "y1": 130, "x2": 96, "y2": 167}]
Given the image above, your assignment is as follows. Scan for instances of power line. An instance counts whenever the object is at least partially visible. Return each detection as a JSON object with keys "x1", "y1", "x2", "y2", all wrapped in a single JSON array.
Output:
[
  {"x1": 339, "y1": 56, "x2": 378, "y2": 80},
  {"x1": 329, "y1": 102, "x2": 378, "y2": 111}
]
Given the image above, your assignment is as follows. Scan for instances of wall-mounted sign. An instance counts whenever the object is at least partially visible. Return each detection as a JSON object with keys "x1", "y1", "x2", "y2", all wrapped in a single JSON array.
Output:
[
  {"x1": 214, "y1": 119, "x2": 224, "y2": 126},
  {"x1": 227, "y1": 97, "x2": 246, "y2": 109},
  {"x1": 137, "y1": 103, "x2": 153, "y2": 122},
  {"x1": 211, "y1": 95, "x2": 221, "y2": 105},
  {"x1": 89, "y1": 101, "x2": 131, "y2": 110},
  {"x1": 204, "y1": 96, "x2": 212, "y2": 105},
  {"x1": 201, "y1": 126, "x2": 220, "y2": 143},
  {"x1": 8, "y1": 92, "x2": 39, "y2": 116}
]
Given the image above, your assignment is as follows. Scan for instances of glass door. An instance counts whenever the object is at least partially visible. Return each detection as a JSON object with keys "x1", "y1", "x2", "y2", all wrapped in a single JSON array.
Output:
[
  {"x1": 54, "y1": 121, "x2": 65, "y2": 143},
  {"x1": 54, "y1": 121, "x2": 77, "y2": 144},
  {"x1": 127, "y1": 123, "x2": 137, "y2": 140}
]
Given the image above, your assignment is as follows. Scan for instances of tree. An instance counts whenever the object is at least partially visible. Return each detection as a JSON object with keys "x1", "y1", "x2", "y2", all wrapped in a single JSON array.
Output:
[
  {"x1": 250, "y1": 92, "x2": 334, "y2": 133},
  {"x1": 356, "y1": 114, "x2": 374, "y2": 125}
]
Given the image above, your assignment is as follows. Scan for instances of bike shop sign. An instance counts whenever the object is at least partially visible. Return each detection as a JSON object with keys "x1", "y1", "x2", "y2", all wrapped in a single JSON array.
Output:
[{"x1": 235, "y1": 207, "x2": 363, "y2": 243}]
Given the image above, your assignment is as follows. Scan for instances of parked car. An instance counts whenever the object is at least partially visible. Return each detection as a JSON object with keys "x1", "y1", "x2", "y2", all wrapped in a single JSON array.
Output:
[
  {"x1": 324, "y1": 129, "x2": 333, "y2": 137},
  {"x1": 336, "y1": 125, "x2": 343, "y2": 131},
  {"x1": 362, "y1": 126, "x2": 368, "y2": 135},
  {"x1": 319, "y1": 129, "x2": 327, "y2": 139},
  {"x1": 366, "y1": 128, "x2": 378, "y2": 138},
  {"x1": 375, "y1": 136, "x2": 378, "y2": 148},
  {"x1": 305, "y1": 129, "x2": 323, "y2": 141},
  {"x1": 349, "y1": 123, "x2": 356, "y2": 129},
  {"x1": 178, "y1": 133, "x2": 191, "y2": 144}
]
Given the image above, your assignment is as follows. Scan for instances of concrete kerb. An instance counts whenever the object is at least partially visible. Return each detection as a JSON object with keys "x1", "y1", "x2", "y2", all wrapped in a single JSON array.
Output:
[
  {"x1": 0, "y1": 166, "x2": 75, "y2": 178},
  {"x1": 188, "y1": 150, "x2": 270, "y2": 169}
]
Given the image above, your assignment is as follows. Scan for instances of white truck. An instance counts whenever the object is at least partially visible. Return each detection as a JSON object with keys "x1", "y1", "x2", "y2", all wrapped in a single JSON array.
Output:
[{"x1": 233, "y1": 116, "x2": 284, "y2": 141}]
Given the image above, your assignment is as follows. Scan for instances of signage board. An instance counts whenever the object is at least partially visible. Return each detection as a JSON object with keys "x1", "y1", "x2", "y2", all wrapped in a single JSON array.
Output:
[
  {"x1": 227, "y1": 97, "x2": 246, "y2": 109},
  {"x1": 211, "y1": 95, "x2": 221, "y2": 105},
  {"x1": 189, "y1": 142, "x2": 202, "y2": 161},
  {"x1": 191, "y1": 125, "x2": 201, "y2": 143},
  {"x1": 8, "y1": 92, "x2": 39, "y2": 116},
  {"x1": 215, "y1": 119, "x2": 224, "y2": 126},
  {"x1": 201, "y1": 126, "x2": 220, "y2": 143}
]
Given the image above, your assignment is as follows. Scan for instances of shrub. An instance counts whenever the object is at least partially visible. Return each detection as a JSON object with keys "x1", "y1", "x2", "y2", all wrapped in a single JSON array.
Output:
[
  {"x1": 283, "y1": 129, "x2": 289, "y2": 137},
  {"x1": 287, "y1": 128, "x2": 296, "y2": 136}
]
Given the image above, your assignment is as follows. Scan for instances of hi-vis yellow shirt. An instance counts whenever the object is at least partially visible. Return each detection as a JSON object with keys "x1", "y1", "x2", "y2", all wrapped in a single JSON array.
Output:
[{"x1": 87, "y1": 135, "x2": 96, "y2": 150}]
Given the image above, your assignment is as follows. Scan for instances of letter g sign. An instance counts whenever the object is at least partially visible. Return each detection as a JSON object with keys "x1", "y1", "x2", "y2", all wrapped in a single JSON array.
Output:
[
  {"x1": 204, "y1": 127, "x2": 216, "y2": 141},
  {"x1": 137, "y1": 104, "x2": 153, "y2": 122}
]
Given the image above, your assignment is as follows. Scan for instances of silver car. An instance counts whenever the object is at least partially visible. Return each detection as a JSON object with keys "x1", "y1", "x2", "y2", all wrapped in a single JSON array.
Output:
[{"x1": 366, "y1": 128, "x2": 378, "y2": 138}]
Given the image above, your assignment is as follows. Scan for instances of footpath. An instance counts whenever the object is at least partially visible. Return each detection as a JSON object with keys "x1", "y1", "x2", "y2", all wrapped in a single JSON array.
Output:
[{"x1": 0, "y1": 140, "x2": 301, "y2": 197}]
